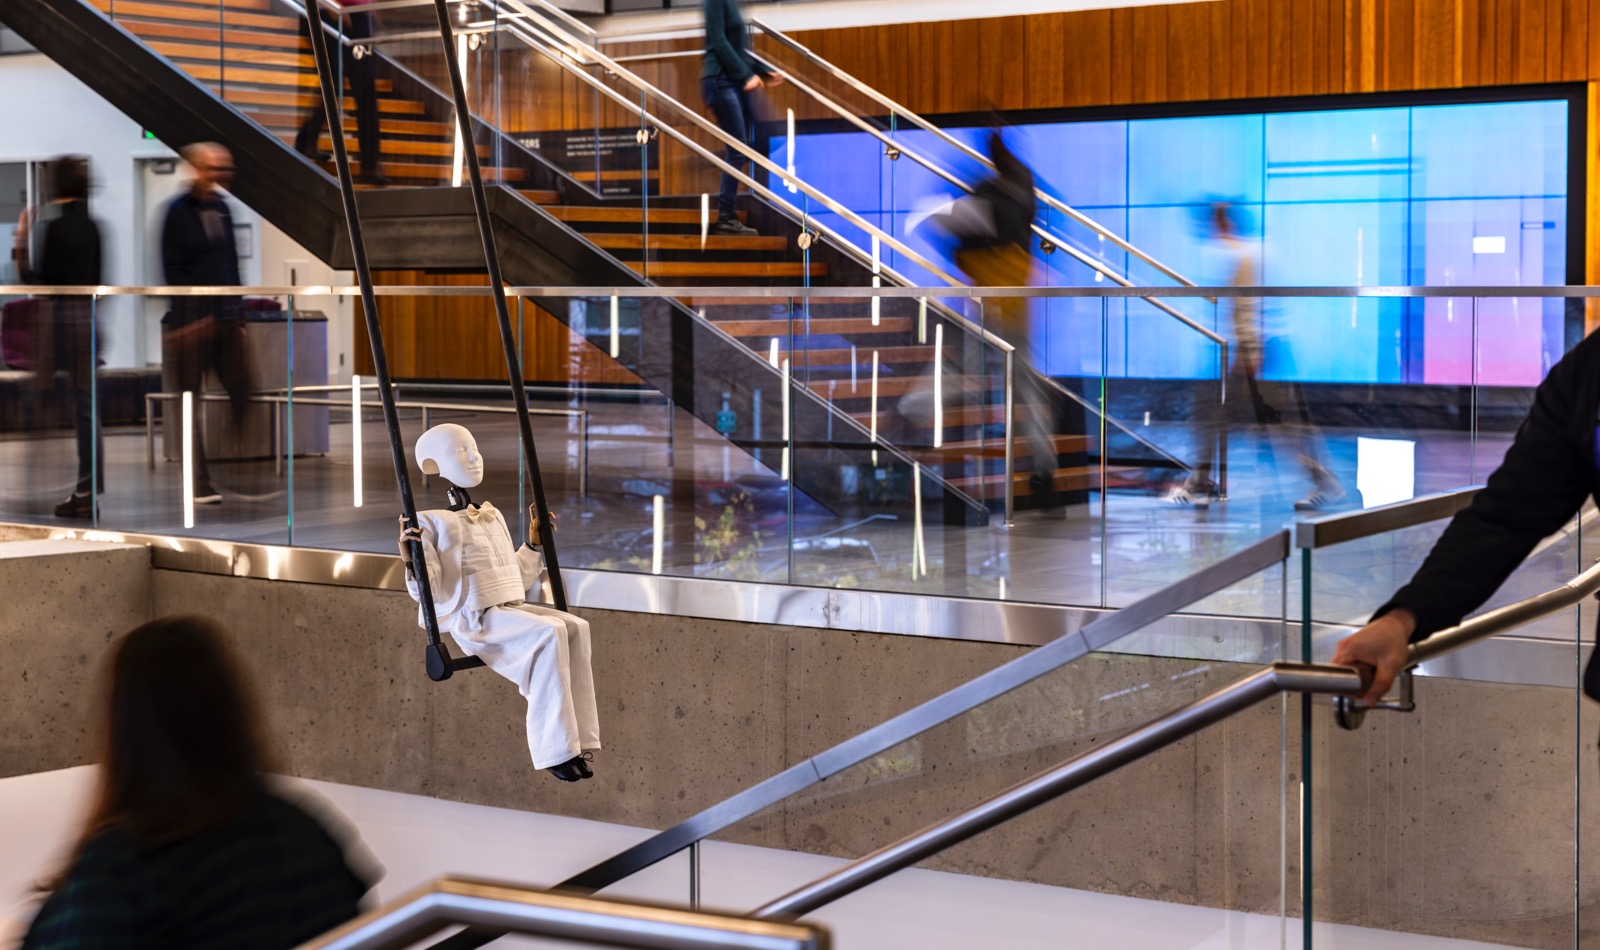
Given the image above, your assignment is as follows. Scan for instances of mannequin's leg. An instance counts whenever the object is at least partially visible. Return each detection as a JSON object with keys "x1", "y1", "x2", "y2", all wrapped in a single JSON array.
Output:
[{"x1": 458, "y1": 607, "x2": 583, "y2": 770}]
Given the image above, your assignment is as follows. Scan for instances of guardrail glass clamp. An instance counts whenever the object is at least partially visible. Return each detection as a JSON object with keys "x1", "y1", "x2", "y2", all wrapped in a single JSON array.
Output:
[{"x1": 1333, "y1": 669, "x2": 1415, "y2": 731}]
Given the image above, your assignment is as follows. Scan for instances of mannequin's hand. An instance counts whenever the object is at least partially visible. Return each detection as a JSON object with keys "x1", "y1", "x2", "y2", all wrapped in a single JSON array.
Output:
[
  {"x1": 743, "y1": 74, "x2": 763, "y2": 92},
  {"x1": 1330, "y1": 609, "x2": 1415, "y2": 705}
]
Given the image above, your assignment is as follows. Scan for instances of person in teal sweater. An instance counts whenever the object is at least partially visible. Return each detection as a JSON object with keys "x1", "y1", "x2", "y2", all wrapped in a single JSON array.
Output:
[{"x1": 701, "y1": 0, "x2": 783, "y2": 235}]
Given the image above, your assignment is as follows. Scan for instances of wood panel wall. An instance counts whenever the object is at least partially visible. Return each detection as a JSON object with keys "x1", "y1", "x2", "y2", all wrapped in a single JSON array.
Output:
[
  {"x1": 377, "y1": 0, "x2": 1600, "y2": 383},
  {"x1": 353, "y1": 270, "x2": 641, "y2": 385}
]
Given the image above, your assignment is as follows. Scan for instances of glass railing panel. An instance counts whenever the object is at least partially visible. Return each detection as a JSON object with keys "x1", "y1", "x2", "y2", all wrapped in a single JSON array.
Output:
[{"x1": 1306, "y1": 553, "x2": 1584, "y2": 948}]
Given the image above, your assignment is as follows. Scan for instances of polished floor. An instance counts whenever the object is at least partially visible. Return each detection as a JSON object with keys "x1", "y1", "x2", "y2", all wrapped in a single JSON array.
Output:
[
  {"x1": 0, "y1": 766, "x2": 1523, "y2": 949},
  {"x1": 0, "y1": 395, "x2": 1586, "y2": 641}
]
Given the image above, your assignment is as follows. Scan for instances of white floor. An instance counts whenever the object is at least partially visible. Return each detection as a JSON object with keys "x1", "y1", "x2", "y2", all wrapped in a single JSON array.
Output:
[{"x1": 0, "y1": 766, "x2": 1521, "y2": 950}]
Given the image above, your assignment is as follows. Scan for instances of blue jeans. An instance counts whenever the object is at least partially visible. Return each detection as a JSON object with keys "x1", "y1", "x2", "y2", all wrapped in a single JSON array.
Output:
[{"x1": 701, "y1": 74, "x2": 754, "y2": 221}]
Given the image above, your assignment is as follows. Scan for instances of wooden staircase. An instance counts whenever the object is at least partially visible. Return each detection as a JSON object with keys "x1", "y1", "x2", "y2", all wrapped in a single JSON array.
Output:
[{"x1": 80, "y1": 0, "x2": 1103, "y2": 510}]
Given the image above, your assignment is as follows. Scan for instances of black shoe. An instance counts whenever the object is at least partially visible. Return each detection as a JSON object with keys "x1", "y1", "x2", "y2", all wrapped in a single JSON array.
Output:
[
  {"x1": 547, "y1": 756, "x2": 587, "y2": 782},
  {"x1": 358, "y1": 171, "x2": 392, "y2": 187},
  {"x1": 575, "y1": 751, "x2": 594, "y2": 779},
  {"x1": 710, "y1": 216, "x2": 758, "y2": 236},
  {"x1": 54, "y1": 492, "x2": 94, "y2": 518},
  {"x1": 299, "y1": 146, "x2": 332, "y2": 162}
]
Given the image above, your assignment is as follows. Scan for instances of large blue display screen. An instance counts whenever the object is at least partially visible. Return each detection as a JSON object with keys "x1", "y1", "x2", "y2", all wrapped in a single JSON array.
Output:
[{"x1": 772, "y1": 99, "x2": 1570, "y2": 385}]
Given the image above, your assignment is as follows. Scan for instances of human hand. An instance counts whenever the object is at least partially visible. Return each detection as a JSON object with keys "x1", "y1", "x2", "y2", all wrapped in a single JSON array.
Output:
[
  {"x1": 1330, "y1": 609, "x2": 1415, "y2": 705},
  {"x1": 763, "y1": 70, "x2": 786, "y2": 87},
  {"x1": 743, "y1": 74, "x2": 763, "y2": 92}
]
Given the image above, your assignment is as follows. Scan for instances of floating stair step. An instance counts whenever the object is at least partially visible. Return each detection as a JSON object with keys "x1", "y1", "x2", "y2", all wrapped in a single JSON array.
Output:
[
  {"x1": 250, "y1": 111, "x2": 451, "y2": 138},
  {"x1": 149, "y1": 38, "x2": 312, "y2": 70},
  {"x1": 545, "y1": 206, "x2": 742, "y2": 225},
  {"x1": 918, "y1": 434, "x2": 1093, "y2": 461},
  {"x1": 314, "y1": 135, "x2": 493, "y2": 159},
  {"x1": 97, "y1": 0, "x2": 299, "y2": 32},
  {"x1": 223, "y1": 87, "x2": 425, "y2": 114},
  {"x1": 627, "y1": 261, "x2": 827, "y2": 278},
  {"x1": 712, "y1": 316, "x2": 912, "y2": 336},
  {"x1": 518, "y1": 190, "x2": 562, "y2": 205},
  {"x1": 585, "y1": 233, "x2": 788, "y2": 252},
  {"x1": 116, "y1": 20, "x2": 304, "y2": 48},
  {"x1": 570, "y1": 168, "x2": 660, "y2": 183}
]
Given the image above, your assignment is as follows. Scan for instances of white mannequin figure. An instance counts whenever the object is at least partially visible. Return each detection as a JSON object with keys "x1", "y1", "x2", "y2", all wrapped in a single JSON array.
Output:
[{"x1": 401, "y1": 423, "x2": 601, "y2": 782}]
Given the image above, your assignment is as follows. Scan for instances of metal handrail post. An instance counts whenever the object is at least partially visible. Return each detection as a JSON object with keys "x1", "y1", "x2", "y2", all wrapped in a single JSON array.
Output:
[
  {"x1": 303, "y1": 0, "x2": 453, "y2": 679},
  {"x1": 431, "y1": 0, "x2": 568, "y2": 611},
  {"x1": 1003, "y1": 349, "x2": 1015, "y2": 527}
]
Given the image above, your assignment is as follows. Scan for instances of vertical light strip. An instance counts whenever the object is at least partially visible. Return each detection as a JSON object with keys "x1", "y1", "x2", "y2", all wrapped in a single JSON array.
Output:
[
  {"x1": 870, "y1": 235, "x2": 881, "y2": 325},
  {"x1": 351, "y1": 374, "x2": 364, "y2": 508},
  {"x1": 932, "y1": 324, "x2": 944, "y2": 449},
  {"x1": 918, "y1": 296, "x2": 927, "y2": 343},
  {"x1": 999, "y1": 576, "x2": 1007, "y2": 600},
  {"x1": 768, "y1": 337, "x2": 780, "y2": 367},
  {"x1": 651, "y1": 495, "x2": 664, "y2": 575},
  {"x1": 870, "y1": 350, "x2": 879, "y2": 467},
  {"x1": 912, "y1": 462, "x2": 926, "y2": 578},
  {"x1": 780, "y1": 358, "x2": 791, "y2": 481},
  {"x1": 700, "y1": 192, "x2": 709, "y2": 249},
  {"x1": 181, "y1": 390, "x2": 195, "y2": 529},
  {"x1": 451, "y1": 34, "x2": 468, "y2": 188},
  {"x1": 785, "y1": 109, "x2": 797, "y2": 192},
  {"x1": 609, "y1": 295, "x2": 620, "y2": 357},
  {"x1": 850, "y1": 344, "x2": 858, "y2": 393}
]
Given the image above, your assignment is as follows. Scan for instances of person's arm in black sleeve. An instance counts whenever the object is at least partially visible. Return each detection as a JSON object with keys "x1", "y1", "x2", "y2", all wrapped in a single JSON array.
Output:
[
  {"x1": 160, "y1": 199, "x2": 197, "y2": 286},
  {"x1": 704, "y1": 0, "x2": 753, "y2": 86},
  {"x1": 1334, "y1": 335, "x2": 1595, "y2": 702}
]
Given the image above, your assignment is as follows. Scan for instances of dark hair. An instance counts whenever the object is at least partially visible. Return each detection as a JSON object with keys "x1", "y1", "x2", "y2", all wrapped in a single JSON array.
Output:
[
  {"x1": 987, "y1": 132, "x2": 1027, "y2": 185},
  {"x1": 49, "y1": 155, "x2": 91, "y2": 203},
  {"x1": 78, "y1": 616, "x2": 269, "y2": 852}
]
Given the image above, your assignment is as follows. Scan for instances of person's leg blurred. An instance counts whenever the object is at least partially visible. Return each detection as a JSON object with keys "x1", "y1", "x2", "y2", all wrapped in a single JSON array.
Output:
[
  {"x1": 345, "y1": 12, "x2": 382, "y2": 178},
  {"x1": 702, "y1": 75, "x2": 748, "y2": 223},
  {"x1": 165, "y1": 322, "x2": 215, "y2": 496}
]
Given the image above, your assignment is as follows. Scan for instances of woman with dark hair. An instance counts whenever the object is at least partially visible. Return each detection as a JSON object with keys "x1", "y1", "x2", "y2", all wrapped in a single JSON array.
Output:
[
  {"x1": 31, "y1": 155, "x2": 105, "y2": 520},
  {"x1": 21, "y1": 616, "x2": 376, "y2": 949}
]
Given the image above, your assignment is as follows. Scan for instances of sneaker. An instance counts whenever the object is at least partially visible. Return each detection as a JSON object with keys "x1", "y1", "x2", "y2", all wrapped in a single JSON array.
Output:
[
  {"x1": 193, "y1": 487, "x2": 223, "y2": 505},
  {"x1": 1294, "y1": 482, "x2": 1348, "y2": 511},
  {"x1": 54, "y1": 492, "x2": 93, "y2": 518},
  {"x1": 710, "y1": 216, "x2": 758, "y2": 236},
  {"x1": 1165, "y1": 480, "x2": 1219, "y2": 510}
]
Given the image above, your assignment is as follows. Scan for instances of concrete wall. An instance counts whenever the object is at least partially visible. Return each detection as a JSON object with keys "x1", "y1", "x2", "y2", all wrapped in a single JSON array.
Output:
[{"x1": 3, "y1": 541, "x2": 1596, "y2": 947}]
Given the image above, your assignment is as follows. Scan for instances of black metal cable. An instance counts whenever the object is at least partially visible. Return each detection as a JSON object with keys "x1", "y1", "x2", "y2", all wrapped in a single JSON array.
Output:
[
  {"x1": 430, "y1": 0, "x2": 569, "y2": 611},
  {"x1": 304, "y1": 2, "x2": 470, "y2": 680}
]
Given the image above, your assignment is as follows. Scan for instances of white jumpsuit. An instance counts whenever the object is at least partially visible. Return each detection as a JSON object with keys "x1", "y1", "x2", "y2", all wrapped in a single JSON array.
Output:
[{"x1": 404, "y1": 502, "x2": 600, "y2": 769}]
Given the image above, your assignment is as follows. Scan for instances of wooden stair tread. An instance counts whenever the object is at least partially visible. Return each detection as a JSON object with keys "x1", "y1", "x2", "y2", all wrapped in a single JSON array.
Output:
[
  {"x1": 919, "y1": 434, "x2": 1093, "y2": 459},
  {"x1": 116, "y1": 20, "x2": 304, "y2": 48},
  {"x1": 951, "y1": 467, "x2": 1125, "y2": 494},
  {"x1": 570, "y1": 168, "x2": 660, "y2": 182},
  {"x1": 628, "y1": 261, "x2": 827, "y2": 278},
  {"x1": 149, "y1": 38, "x2": 312, "y2": 69},
  {"x1": 314, "y1": 135, "x2": 494, "y2": 159},
  {"x1": 713, "y1": 316, "x2": 912, "y2": 336},
  {"x1": 810, "y1": 376, "x2": 983, "y2": 399},
  {"x1": 102, "y1": 1, "x2": 298, "y2": 32},
  {"x1": 250, "y1": 111, "x2": 450, "y2": 138},
  {"x1": 223, "y1": 87, "x2": 425, "y2": 113},
  {"x1": 545, "y1": 206, "x2": 738, "y2": 224},
  {"x1": 586, "y1": 233, "x2": 787, "y2": 252}
]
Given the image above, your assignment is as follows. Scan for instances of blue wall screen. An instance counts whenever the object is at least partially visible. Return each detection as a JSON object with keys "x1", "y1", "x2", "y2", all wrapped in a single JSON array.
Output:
[{"x1": 772, "y1": 99, "x2": 1570, "y2": 385}]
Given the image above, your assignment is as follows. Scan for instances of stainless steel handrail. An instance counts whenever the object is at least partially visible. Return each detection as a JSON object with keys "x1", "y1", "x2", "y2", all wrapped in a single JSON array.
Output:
[
  {"x1": 750, "y1": 554, "x2": 1600, "y2": 920},
  {"x1": 492, "y1": 0, "x2": 971, "y2": 294},
  {"x1": 751, "y1": 661, "x2": 1367, "y2": 919},
  {"x1": 740, "y1": 51, "x2": 1225, "y2": 347},
  {"x1": 1294, "y1": 486, "x2": 1482, "y2": 550},
  {"x1": 296, "y1": 875, "x2": 826, "y2": 949},
  {"x1": 557, "y1": 529, "x2": 1292, "y2": 892},
  {"x1": 747, "y1": 17, "x2": 1199, "y2": 293}
]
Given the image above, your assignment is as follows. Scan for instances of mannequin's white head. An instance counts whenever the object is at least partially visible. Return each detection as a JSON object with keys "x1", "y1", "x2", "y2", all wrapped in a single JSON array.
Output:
[{"x1": 415, "y1": 423, "x2": 484, "y2": 488}]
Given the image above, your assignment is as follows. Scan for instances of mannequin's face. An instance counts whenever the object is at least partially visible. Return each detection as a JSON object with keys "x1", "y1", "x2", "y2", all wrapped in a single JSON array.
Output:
[{"x1": 434, "y1": 432, "x2": 484, "y2": 488}]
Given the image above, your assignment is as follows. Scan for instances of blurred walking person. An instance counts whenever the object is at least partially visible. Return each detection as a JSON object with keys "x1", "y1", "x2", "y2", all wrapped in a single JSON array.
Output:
[
  {"x1": 27, "y1": 156, "x2": 105, "y2": 519},
  {"x1": 296, "y1": 0, "x2": 385, "y2": 184},
  {"x1": 21, "y1": 615, "x2": 377, "y2": 948},
  {"x1": 702, "y1": 0, "x2": 782, "y2": 235},
  {"x1": 953, "y1": 132, "x2": 1061, "y2": 502},
  {"x1": 161, "y1": 143, "x2": 253, "y2": 505}
]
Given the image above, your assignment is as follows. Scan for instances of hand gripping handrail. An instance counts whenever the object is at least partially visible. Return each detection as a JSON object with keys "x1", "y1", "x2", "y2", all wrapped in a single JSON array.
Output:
[
  {"x1": 750, "y1": 554, "x2": 1600, "y2": 919},
  {"x1": 294, "y1": 876, "x2": 826, "y2": 950}
]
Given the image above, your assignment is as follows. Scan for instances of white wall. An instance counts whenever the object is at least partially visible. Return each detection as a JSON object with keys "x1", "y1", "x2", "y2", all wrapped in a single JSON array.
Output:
[{"x1": 0, "y1": 53, "x2": 355, "y2": 379}]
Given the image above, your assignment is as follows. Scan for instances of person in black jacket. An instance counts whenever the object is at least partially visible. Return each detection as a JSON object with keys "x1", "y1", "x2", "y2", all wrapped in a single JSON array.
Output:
[
  {"x1": 21, "y1": 615, "x2": 378, "y2": 949},
  {"x1": 30, "y1": 155, "x2": 105, "y2": 519},
  {"x1": 161, "y1": 143, "x2": 253, "y2": 505},
  {"x1": 701, "y1": 0, "x2": 782, "y2": 235},
  {"x1": 1332, "y1": 326, "x2": 1600, "y2": 705}
]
